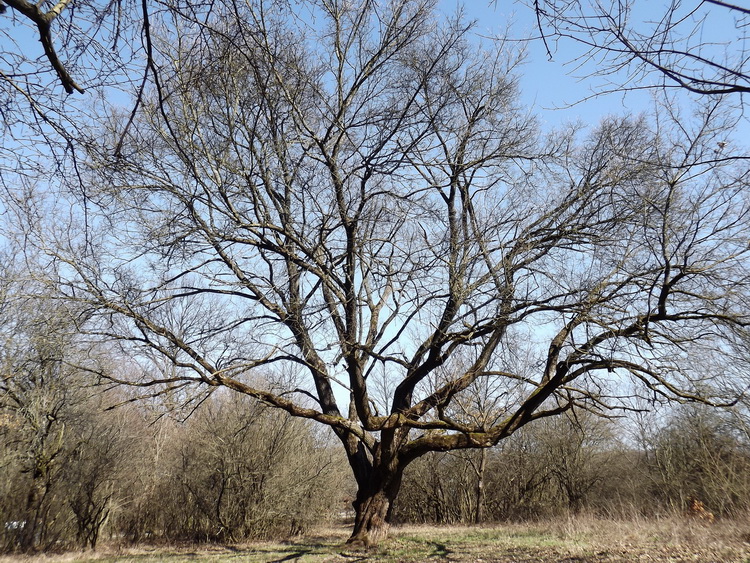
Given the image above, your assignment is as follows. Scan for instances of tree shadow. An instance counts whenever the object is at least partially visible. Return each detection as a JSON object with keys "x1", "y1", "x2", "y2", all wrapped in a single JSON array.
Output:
[
  {"x1": 338, "y1": 553, "x2": 375, "y2": 562},
  {"x1": 427, "y1": 541, "x2": 452, "y2": 558},
  {"x1": 268, "y1": 549, "x2": 313, "y2": 562}
]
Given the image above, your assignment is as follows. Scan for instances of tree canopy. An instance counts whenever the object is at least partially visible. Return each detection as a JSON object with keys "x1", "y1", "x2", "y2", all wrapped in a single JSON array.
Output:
[
  {"x1": 21, "y1": 0, "x2": 749, "y2": 545},
  {"x1": 2, "y1": 0, "x2": 750, "y2": 547}
]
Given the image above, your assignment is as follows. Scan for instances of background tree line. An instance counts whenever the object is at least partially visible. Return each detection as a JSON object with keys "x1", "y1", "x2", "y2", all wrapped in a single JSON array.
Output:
[
  {"x1": 4, "y1": 322, "x2": 750, "y2": 554},
  {"x1": 0, "y1": 271, "x2": 348, "y2": 552},
  {"x1": 0, "y1": 375, "x2": 348, "y2": 552},
  {"x1": 396, "y1": 406, "x2": 750, "y2": 524}
]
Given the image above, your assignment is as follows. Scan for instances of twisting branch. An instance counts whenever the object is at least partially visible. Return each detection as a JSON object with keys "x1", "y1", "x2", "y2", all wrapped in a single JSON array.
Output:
[
  {"x1": 526, "y1": 0, "x2": 750, "y2": 96},
  {"x1": 4, "y1": 0, "x2": 84, "y2": 94}
]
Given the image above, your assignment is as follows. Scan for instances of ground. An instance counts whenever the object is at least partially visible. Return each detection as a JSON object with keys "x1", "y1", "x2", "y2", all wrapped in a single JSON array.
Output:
[{"x1": 2, "y1": 517, "x2": 750, "y2": 562}]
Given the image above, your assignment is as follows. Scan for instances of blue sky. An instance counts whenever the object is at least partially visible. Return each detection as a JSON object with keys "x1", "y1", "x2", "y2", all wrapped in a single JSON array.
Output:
[
  {"x1": 1, "y1": 0, "x2": 746, "y2": 144},
  {"x1": 438, "y1": 0, "x2": 749, "y2": 142},
  {"x1": 441, "y1": 0, "x2": 651, "y2": 129}
]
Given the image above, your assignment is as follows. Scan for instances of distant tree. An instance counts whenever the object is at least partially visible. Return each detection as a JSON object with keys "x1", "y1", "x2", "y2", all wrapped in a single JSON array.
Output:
[
  {"x1": 36, "y1": 0, "x2": 750, "y2": 546},
  {"x1": 484, "y1": 428, "x2": 555, "y2": 520},
  {"x1": 395, "y1": 450, "x2": 480, "y2": 524},
  {"x1": 0, "y1": 265, "x2": 78, "y2": 551},
  {"x1": 169, "y1": 394, "x2": 346, "y2": 541},
  {"x1": 536, "y1": 412, "x2": 615, "y2": 514},
  {"x1": 63, "y1": 396, "x2": 138, "y2": 550},
  {"x1": 644, "y1": 404, "x2": 750, "y2": 516},
  {"x1": 0, "y1": 244, "x2": 137, "y2": 553}
]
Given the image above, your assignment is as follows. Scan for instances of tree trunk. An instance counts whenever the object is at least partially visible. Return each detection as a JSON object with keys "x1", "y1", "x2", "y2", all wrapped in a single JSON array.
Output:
[
  {"x1": 19, "y1": 477, "x2": 46, "y2": 551},
  {"x1": 474, "y1": 447, "x2": 487, "y2": 525},
  {"x1": 346, "y1": 467, "x2": 403, "y2": 547}
]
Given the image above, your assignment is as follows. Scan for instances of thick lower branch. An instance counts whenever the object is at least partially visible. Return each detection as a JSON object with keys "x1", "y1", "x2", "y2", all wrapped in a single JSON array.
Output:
[{"x1": 5, "y1": 0, "x2": 84, "y2": 93}]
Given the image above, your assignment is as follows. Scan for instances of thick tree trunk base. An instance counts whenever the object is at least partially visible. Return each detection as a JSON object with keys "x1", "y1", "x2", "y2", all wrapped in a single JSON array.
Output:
[
  {"x1": 346, "y1": 488, "x2": 394, "y2": 547},
  {"x1": 345, "y1": 525, "x2": 388, "y2": 548}
]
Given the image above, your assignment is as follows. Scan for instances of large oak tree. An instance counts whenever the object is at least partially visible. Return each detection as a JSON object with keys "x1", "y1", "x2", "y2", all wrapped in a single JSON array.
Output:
[{"x1": 40, "y1": 0, "x2": 750, "y2": 545}]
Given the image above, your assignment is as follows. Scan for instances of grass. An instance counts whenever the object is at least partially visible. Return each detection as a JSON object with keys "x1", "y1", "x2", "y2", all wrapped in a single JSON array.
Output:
[{"x1": 2, "y1": 516, "x2": 750, "y2": 562}]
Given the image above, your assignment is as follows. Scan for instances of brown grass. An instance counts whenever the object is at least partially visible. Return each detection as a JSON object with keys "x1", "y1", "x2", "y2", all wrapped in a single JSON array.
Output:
[{"x1": 2, "y1": 515, "x2": 749, "y2": 562}]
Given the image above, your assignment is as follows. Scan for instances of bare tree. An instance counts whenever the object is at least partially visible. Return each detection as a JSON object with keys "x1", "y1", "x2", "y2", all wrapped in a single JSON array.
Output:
[
  {"x1": 169, "y1": 393, "x2": 345, "y2": 541},
  {"x1": 35, "y1": 0, "x2": 750, "y2": 546},
  {"x1": 537, "y1": 411, "x2": 615, "y2": 513},
  {"x1": 642, "y1": 404, "x2": 750, "y2": 517},
  {"x1": 0, "y1": 270, "x2": 74, "y2": 550},
  {"x1": 0, "y1": 253, "x2": 118, "y2": 551},
  {"x1": 63, "y1": 395, "x2": 138, "y2": 550},
  {"x1": 443, "y1": 350, "x2": 520, "y2": 524},
  {"x1": 524, "y1": 0, "x2": 750, "y2": 96}
]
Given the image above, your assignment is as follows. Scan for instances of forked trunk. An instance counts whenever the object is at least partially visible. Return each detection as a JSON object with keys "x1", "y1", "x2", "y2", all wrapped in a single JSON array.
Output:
[{"x1": 346, "y1": 467, "x2": 403, "y2": 547}]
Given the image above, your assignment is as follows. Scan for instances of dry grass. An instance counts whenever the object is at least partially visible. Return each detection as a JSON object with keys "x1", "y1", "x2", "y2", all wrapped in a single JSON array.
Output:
[{"x1": 2, "y1": 516, "x2": 749, "y2": 562}]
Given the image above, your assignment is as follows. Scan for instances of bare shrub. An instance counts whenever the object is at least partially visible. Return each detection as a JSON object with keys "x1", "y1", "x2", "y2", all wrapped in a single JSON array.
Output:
[
  {"x1": 118, "y1": 392, "x2": 347, "y2": 543},
  {"x1": 643, "y1": 405, "x2": 750, "y2": 518}
]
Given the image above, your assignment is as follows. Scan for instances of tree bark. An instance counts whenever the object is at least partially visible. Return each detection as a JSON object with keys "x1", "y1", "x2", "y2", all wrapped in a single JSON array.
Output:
[{"x1": 347, "y1": 466, "x2": 403, "y2": 547}]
